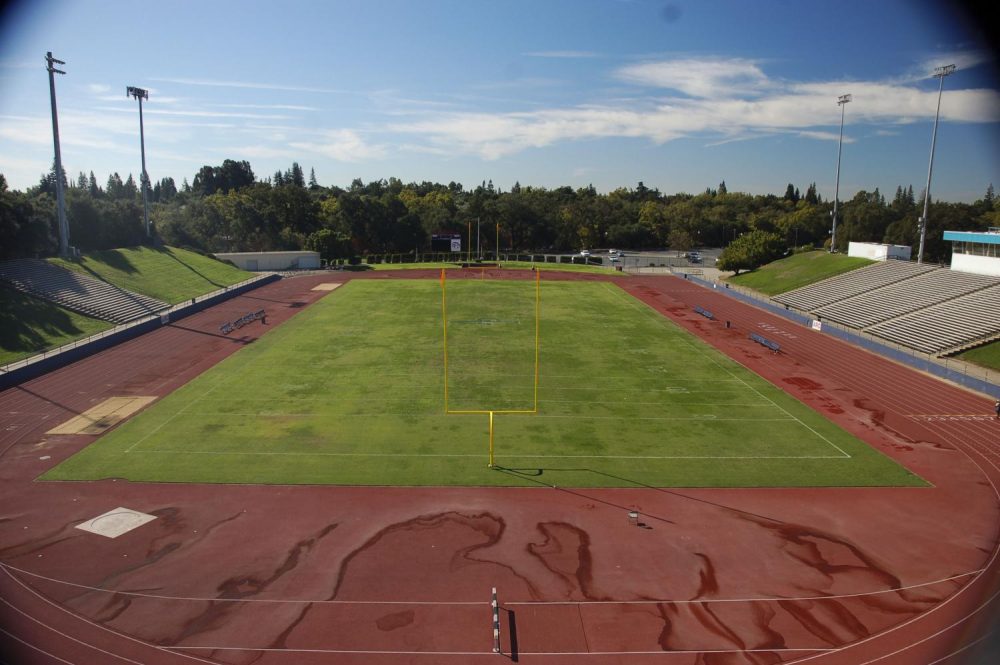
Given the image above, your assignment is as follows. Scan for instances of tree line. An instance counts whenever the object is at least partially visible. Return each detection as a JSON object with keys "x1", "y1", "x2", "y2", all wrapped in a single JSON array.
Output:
[{"x1": 2, "y1": 159, "x2": 997, "y2": 265}]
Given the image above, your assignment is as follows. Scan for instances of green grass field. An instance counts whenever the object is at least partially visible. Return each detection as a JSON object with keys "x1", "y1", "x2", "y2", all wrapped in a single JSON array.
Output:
[
  {"x1": 50, "y1": 246, "x2": 254, "y2": 304},
  {"x1": 727, "y1": 251, "x2": 873, "y2": 295},
  {"x1": 45, "y1": 279, "x2": 925, "y2": 488},
  {"x1": 955, "y1": 339, "x2": 1000, "y2": 372}
]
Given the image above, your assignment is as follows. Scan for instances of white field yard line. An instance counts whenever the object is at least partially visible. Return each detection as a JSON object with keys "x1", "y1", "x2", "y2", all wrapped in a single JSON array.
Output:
[
  {"x1": 123, "y1": 317, "x2": 304, "y2": 454},
  {"x1": 170, "y1": 411, "x2": 797, "y2": 422},
  {"x1": 137, "y1": 450, "x2": 845, "y2": 460},
  {"x1": 606, "y1": 283, "x2": 852, "y2": 459}
]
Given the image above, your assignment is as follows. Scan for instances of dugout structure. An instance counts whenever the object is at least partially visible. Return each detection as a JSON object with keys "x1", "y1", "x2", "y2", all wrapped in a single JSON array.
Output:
[{"x1": 440, "y1": 268, "x2": 540, "y2": 466}]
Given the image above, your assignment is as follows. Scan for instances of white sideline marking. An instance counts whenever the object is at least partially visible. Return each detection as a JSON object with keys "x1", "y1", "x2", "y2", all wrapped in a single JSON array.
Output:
[
  {"x1": 606, "y1": 283, "x2": 852, "y2": 458},
  {"x1": 138, "y1": 449, "x2": 845, "y2": 460}
]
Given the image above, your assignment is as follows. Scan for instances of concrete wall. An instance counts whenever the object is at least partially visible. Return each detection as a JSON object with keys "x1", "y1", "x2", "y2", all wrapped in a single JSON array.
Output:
[
  {"x1": 215, "y1": 251, "x2": 320, "y2": 271},
  {"x1": 951, "y1": 253, "x2": 1000, "y2": 277}
]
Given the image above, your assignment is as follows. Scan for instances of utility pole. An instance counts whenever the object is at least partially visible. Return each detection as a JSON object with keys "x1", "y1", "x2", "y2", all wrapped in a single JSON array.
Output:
[
  {"x1": 46, "y1": 52, "x2": 70, "y2": 257},
  {"x1": 127, "y1": 86, "x2": 152, "y2": 238},
  {"x1": 476, "y1": 217, "x2": 481, "y2": 260},
  {"x1": 917, "y1": 64, "x2": 956, "y2": 264},
  {"x1": 830, "y1": 94, "x2": 851, "y2": 253}
]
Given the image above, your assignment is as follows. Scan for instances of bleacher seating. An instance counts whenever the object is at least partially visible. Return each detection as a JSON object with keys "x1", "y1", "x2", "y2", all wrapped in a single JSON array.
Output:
[
  {"x1": 775, "y1": 261, "x2": 934, "y2": 311},
  {"x1": 0, "y1": 259, "x2": 168, "y2": 324},
  {"x1": 867, "y1": 285, "x2": 1000, "y2": 355},
  {"x1": 773, "y1": 260, "x2": 1000, "y2": 356},
  {"x1": 813, "y1": 268, "x2": 998, "y2": 330}
]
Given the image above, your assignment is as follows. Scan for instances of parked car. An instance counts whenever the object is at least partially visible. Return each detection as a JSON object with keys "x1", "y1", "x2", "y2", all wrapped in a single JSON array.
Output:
[
  {"x1": 579, "y1": 249, "x2": 591, "y2": 257},
  {"x1": 687, "y1": 252, "x2": 702, "y2": 263}
]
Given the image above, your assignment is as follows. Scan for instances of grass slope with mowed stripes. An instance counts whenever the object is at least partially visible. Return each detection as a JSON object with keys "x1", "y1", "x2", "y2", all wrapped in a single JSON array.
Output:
[{"x1": 45, "y1": 279, "x2": 925, "y2": 487}]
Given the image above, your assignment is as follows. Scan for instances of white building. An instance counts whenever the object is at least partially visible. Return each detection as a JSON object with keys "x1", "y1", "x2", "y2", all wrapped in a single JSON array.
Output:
[
  {"x1": 847, "y1": 242, "x2": 912, "y2": 261},
  {"x1": 943, "y1": 229, "x2": 1000, "y2": 277},
  {"x1": 214, "y1": 251, "x2": 321, "y2": 271}
]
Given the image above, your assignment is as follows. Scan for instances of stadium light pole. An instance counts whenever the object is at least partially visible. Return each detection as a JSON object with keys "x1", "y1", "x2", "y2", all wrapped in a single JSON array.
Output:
[
  {"x1": 830, "y1": 93, "x2": 851, "y2": 254},
  {"x1": 917, "y1": 64, "x2": 956, "y2": 264},
  {"x1": 46, "y1": 52, "x2": 70, "y2": 257},
  {"x1": 127, "y1": 86, "x2": 152, "y2": 238}
]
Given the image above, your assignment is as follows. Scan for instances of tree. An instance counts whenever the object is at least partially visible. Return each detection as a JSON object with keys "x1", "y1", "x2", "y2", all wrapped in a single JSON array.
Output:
[
  {"x1": 288, "y1": 162, "x2": 305, "y2": 188},
  {"x1": 87, "y1": 171, "x2": 101, "y2": 198},
  {"x1": 308, "y1": 168, "x2": 319, "y2": 191},
  {"x1": 716, "y1": 230, "x2": 785, "y2": 275}
]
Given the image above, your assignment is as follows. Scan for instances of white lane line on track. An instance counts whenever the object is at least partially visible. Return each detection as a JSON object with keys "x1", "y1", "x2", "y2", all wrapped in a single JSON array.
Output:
[
  {"x1": 0, "y1": 567, "x2": 218, "y2": 664},
  {"x1": 2, "y1": 563, "x2": 978, "y2": 606},
  {"x1": 169, "y1": 645, "x2": 835, "y2": 655}
]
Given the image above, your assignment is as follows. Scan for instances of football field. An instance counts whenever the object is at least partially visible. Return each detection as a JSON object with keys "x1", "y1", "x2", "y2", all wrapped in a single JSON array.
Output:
[{"x1": 45, "y1": 278, "x2": 925, "y2": 487}]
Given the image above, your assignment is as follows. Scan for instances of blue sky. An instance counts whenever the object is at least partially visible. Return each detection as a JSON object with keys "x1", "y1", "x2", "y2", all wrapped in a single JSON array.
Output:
[{"x1": 1, "y1": 0, "x2": 998, "y2": 202}]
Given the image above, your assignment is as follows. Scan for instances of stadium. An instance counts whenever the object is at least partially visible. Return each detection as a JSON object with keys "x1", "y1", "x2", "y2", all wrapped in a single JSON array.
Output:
[{"x1": 1, "y1": 250, "x2": 999, "y2": 663}]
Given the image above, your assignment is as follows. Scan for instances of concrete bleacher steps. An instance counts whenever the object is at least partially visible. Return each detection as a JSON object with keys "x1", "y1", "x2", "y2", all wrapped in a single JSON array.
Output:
[
  {"x1": 773, "y1": 260, "x2": 1000, "y2": 357},
  {"x1": 775, "y1": 260, "x2": 935, "y2": 311},
  {"x1": 0, "y1": 259, "x2": 168, "y2": 325},
  {"x1": 867, "y1": 284, "x2": 1000, "y2": 355},
  {"x1": 814, "y1": 268, "x2": 998, "y2": 330}
]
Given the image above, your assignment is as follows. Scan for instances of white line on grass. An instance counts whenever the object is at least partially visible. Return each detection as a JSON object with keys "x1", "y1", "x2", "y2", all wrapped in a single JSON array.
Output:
[
  {"x1": 170, "y1": 411, "x2": 797, "y2": 422},
  {"x1": 123, "y1": 319, "x2": 304, "y2": 454},
  {"x1": 606, "y1": 283, "x2": 852, "y2": 458},
  {"x1": 137, "y1": 449, "x2": 844, "y2": 460}
]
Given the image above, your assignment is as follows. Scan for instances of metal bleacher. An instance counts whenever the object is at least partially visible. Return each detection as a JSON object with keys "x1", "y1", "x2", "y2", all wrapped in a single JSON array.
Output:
[
  {"x1": 813, "y1": 268, "x2": 999, "y2": 330},
  {"x1": 774, "y1": 260, "x2": 1000, "y2": 356},
  {"x1": 0, "y1": 259, "x2": 168, "y2": 324},
  {"x1": 867, "y1": 284, "x2": 1000, "y2": 355},
  {"x1": 774, "y1": 260, "x2": 935, "y2": 311}
]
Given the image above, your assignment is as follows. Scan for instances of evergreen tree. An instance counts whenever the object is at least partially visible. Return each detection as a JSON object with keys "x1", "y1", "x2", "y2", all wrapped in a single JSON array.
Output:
[
  {"x1": 804, "y1": 183, "x2": 818, "y2": 205},
  {"x1": 88, "y1": 171, "x2": 100, "y2": 198},
  {"x1": 308, "y1": 167, "x2": 319, "y2": 190},
  {"x1": 106, "y1": 172, "x2": 124, "y2": 199},
  {"x1": 718, "y1": 180, "x2": 727, "y2": 195},
  {"x1": 290, "y1": 162, "x2": 305, "y2": 188}
]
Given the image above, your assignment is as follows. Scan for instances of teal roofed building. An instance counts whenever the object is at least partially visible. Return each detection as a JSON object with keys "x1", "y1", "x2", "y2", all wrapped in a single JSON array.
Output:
[{"x1": 943, "y1": 228, "x2": 1000, "y2": 277}]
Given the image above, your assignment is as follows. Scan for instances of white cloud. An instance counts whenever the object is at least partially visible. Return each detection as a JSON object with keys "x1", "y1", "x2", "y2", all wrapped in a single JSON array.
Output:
[
  {"x1": 615, "y1": 58, "x2": 771, "y2": 98},
  {"x1": 87, "y1": 83, "x2": 111, "y2": 94},
  {"x1": 150, "y1": 77, "x2": 350, "y2": 94},
  {"x1": 290, "y1": 129, "x2": 386, "y2": 161},
  {"x1": 385, "y1": 55, "x2": 1000, "y2": 160}
]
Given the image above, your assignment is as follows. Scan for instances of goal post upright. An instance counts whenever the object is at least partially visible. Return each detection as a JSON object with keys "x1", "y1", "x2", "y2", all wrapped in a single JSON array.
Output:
[
  {"x1": 441, "y1": 268, "x2": 449, "y2": 413},
  {"x1": 440, "y1": 268, "x2": 541, "y2": 466},
  {"x1": 533, "y1": 267, "x2": 540, "y2": 413}
]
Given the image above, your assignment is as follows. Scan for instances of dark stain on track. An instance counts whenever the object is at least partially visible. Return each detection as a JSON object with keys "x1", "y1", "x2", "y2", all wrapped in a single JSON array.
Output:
[
  {"x1": 376, "y1": 609, "x2": 415, "y2": 631},
  {"x1": 527, "y1": 521, "x2": 611, "y2": 601}
]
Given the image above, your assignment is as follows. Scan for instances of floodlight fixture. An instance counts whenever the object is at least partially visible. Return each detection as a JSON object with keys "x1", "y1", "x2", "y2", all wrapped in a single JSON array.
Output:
[
  {"x1": 830, "y1": 93, "x2": 851, "y2": 253},
  {"x1": 46, "y1": 52, "x2": 70, "y2": 256},
  {"x1": 127, "y1": 86, "x2": 152, "y2": 237},
  {"x1": 917, "y1": 64, "x2": 956, "y2": 264}
]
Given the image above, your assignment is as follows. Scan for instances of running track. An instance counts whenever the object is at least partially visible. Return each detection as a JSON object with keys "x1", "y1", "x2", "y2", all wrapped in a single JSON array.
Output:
[{"x1": 0, "y1": 269, "x2": 997, "y2": 664}]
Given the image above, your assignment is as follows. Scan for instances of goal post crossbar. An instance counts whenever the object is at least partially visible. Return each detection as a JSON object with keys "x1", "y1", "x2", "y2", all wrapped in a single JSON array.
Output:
[{"x1": 440, "y1": 268, "x2": 540, "y2": 467}]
